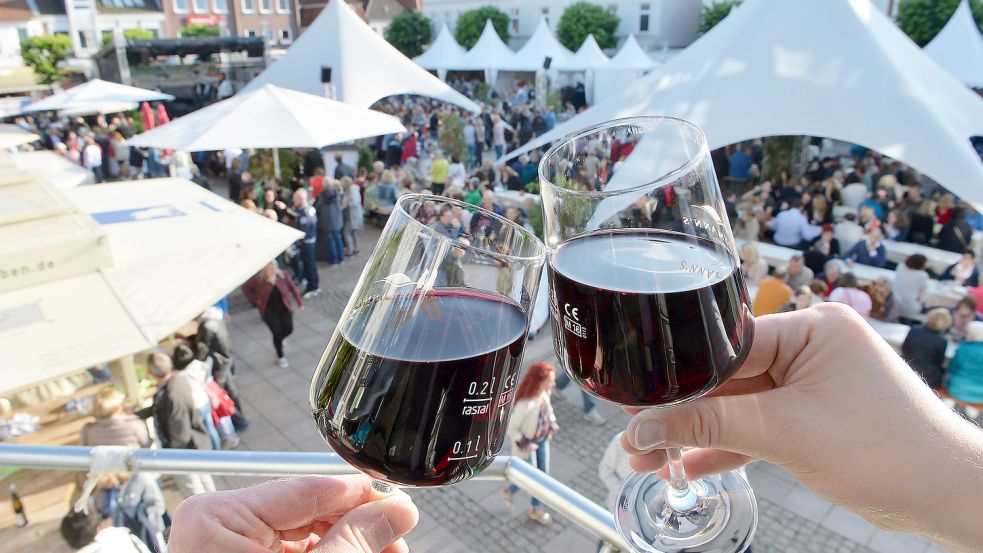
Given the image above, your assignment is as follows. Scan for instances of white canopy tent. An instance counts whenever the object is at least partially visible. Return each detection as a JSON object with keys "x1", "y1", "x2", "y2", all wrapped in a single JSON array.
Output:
[
  {"x1": 505, "y1": 0, "x2": 983, "y2": 210},
  {"x1": 605, "y1": 34, "x2": 659, "y2": 72},
  {"x1": 924, "y1": 0, "x2": 983, "y2": 89},
  {"x1": 415, "y1": 22, "x2": 467, "y2": 81},
  {"x1": 243, "y1": 0, "x2": 478, "y2": 112},
  {"x1": 508, "y1": 18, "x2": 573, "y2": 72},
  {"x1": 554, "y1": 34, "x2": 611, "y2": 71},
  {"x1": 129, "y1": 84, "x2": 406, "y2": 151},
  {"x1": 0, "y1": 150, "x2": 95, "y2": 188},
  {"x1": 23, "y1": 79, "x2": 172, "y2": 113},
  {"x1": 0, "y1": 124, "x2": 39, "y2": 149},
  {"x1": 0, "y1": 177, "x2": 302, "y2": 395},
  {"x1": 453, "y1": 20, "x2": 517, "y2": 86}
]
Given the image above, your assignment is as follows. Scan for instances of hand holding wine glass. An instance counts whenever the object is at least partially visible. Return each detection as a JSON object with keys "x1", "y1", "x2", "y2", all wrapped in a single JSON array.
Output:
[{"x1": 622, "y1": 303, "x2": 983, "y2": 553}]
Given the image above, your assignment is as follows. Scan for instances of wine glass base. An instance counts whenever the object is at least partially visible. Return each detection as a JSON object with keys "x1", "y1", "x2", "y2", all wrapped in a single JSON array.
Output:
[{"x1": 614, "y1": 470, "x2": 757, "y2": 553}]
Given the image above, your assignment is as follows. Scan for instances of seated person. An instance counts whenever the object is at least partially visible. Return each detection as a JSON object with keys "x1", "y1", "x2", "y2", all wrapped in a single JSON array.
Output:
[
  {"x1": 843, "y1": 227, "x2": 887, "y2": 268},
  {"x1": 940, "y1": 250, "x2": 980, "y2": 287}
]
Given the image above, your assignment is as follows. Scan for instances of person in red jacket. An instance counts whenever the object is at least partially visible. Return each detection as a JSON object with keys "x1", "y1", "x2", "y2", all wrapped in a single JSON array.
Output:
[{"x1": 242, "y1": 261, "x2": 303, "y2": 368}]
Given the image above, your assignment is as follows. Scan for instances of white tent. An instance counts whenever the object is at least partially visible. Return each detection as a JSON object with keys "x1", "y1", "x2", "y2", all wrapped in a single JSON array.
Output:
[
  {"x1": 0, "y1": 124, "x2": 39, "y2": 149},
  {"x1": 243, "y1": 0, "x2": 478, "y2": 112},
  {"x1": 507, "y1": 18, "x2": 573, "y2": 72},
  {"x1": 0, "y1": 150, "x2": 94, "y2": 188},
  {"x1": 554, "y1": 34, "x2": 611, "y2": 71},
  {"x1": 454, "y1": 20, "x2": 517, "y2": 85},
  {"x1": 605, "y1": 34, "x2": 658, "y2": 72},
  {"x1": 415, "y1": 22, "x2": 467, "y2": 81},
  {"x1": 0, "y1": 177, "x2": 302, "y2": 395},
  {"x1": 128, "y1": 84, "x2": 406, "y2": 151},
  {"x1": 23, "y1": 79, "x2": 172, "y2": 113},
  {"x1": 924, "y1": 0, "x2": 983, "y2": 89},
  {"x1": 505, "y1": 0, "x2": 983, "y2": 210}
]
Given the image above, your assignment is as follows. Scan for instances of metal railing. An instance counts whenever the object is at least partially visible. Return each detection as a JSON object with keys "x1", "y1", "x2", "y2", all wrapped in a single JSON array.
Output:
[{"x1": 0, "y1": 444, "x2": 627, "y2": 551}]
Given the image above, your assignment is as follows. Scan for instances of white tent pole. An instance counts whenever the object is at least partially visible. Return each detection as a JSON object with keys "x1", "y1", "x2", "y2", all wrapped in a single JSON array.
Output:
[
  {"x1": 273, "y1": 148, "x2": 281, "y2": 180},
  {"x1": 108, "y1": 355, "x2": 140, "y2": 406}
]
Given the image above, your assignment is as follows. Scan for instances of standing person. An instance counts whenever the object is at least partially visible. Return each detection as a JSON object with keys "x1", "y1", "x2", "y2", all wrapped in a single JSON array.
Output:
[
  {"x1": 829, "y1": 272, "x2": 873, "y2": 318},
  {"x1": 894, "y1": 254, "x2": 930, "y2": 319},
  {"x1": 492, "y1": 114, "x2": 506, "y2": 159},
  {"x1": 128, "y1": 146, "x2": 147, "y2": 179},
  {"x1": 110, "y1": 131, "x2": 128, "y2": 179},
  {"x1": 171, "y1": 344, "x2": 221, "y2": 451},
  {"x1": 83, "y1": 137, "x2": 104, "y2": 182},
  {"x1": 900, "y1": 308, "x2": 952, "y2": 389},
  {"x1": 140, "y1": 353, "x2": 215, "y2": 497},
  {"x1": 309, "y1": 167, "x2": 326, "y2": 198},
  {"x1": 429, "y1": 151, "x2": 449, "y2": 195},
  {"x1": 504, "y1": 361, "x2": 559, "y2": 525},
  {"x1": 333, "y1": 153, "x2": 354, "y2": 180},
  {"x1": 242, "y1": 262, "x2": 304, "y2": 368},
  {"x1": 81, "y1": 388, "x2": 151, "y2": 449},
  {"x1": 463, "y1": 118, "x2": 477, "y2": 168},
  {"x1": 597, "y1": 431, "x2": 632, "y2": 551},
  {"x1": 316, "y1": 179, "x2": 345, "y2": 266},
  {"x1": 227, "y1": 158, "x2": 242, "y2": 202},
  {"x1": 291, "y1": 188, "x2": 320, "y2": 298},
  {"x1": 341, "y1": 176, "x2": 363, "y2": 256}
]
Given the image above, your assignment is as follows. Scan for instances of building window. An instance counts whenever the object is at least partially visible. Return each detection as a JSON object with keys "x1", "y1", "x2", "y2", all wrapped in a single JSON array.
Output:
[
  {"x1": 244, "y1": 28, "x2": 257, "y2": 37},
  {"x1": 16, "y1": 28, "x2": 28, "y2": 44},
  {"x1": 511, "y1": 8, "x2": 519, "y2": 33},
  {"x1": 276, "y1": 0, "x2": 288, "y2": 12},
  {"x1": 173, "y1": 0, "x2": 188, "y2": 12},
  {"x1": 279, "y1": 28, "x2": 291, "y2": 42},
  {"x1": 263, "y1": 27, "x2": 274, "y2": 43},
  {"x1": 260, "y1": 0, "x2": 271, "y2": 12},
  {"x1": 213, "y1": 0, "x2": 227, "y2": 11},
  {"x1": 78, "y1": 30, "x2": 89, "y2": 48},
  {"x1": 241, "y1": 0, "x2": 254, "y2": 13},
  {"x1": 193, "y1": 0, "x2": 207, "y2": 12},
  {"x1": 639, "y1": 3, "x2": 650, "y2": 32}
]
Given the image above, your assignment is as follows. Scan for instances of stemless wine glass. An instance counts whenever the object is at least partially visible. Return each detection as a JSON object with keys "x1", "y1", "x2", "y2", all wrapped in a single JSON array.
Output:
[
  {"x1": 539, "y1": 117, "x2": 757, "y2": 553},
  {"x1": 310, "y1": 194, "x2": 546, "y2": 489}
]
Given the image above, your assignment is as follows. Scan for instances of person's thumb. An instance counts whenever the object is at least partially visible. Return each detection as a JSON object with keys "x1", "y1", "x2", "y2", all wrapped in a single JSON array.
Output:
[
  {"x1": 313, "y1": 495, "x2": 419, "y2": 553},
  {"x1": 624, "y1": 392, "x2": 781, "y2": 460}
]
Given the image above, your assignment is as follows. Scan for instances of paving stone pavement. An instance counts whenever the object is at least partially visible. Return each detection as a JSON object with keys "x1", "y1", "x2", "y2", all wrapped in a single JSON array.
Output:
[{"x1": 220, "y1": 223, "x2": 946, "y2": 553}]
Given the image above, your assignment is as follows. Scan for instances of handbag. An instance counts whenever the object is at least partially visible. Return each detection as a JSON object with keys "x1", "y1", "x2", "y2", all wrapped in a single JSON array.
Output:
[{"x1": 205, "y1": 379, "x2": 235, "y2": 426}]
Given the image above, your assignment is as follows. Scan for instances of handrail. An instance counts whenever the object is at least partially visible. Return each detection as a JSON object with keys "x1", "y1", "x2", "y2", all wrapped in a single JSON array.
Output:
[{"x1": 0, "y1": 444, "x2": 628, "y2": 550}]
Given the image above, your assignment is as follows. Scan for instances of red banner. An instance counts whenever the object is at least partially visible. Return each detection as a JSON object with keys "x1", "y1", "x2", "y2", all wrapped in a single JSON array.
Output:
[{"x1": 185, "y1": 14, "x2": 221, "y2": 26}]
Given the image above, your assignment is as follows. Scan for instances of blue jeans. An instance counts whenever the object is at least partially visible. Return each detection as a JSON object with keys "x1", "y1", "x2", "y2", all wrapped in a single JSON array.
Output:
[
  {"x1": 555, "y1": 370, "x2": 596, "y2": 414},
  {"x1": 467, "y1": 143, "x2": 477, "y2": 168},
  {"x1": 508, "y1": 438, "x2": 549, "y2": 507},
  {"x1": 323, "y1": 230, "x2": 344, "y2": 264},
  {"x1": 197, "y1": 403, "x2": 221, "y2": 450},
  {"x1": 300, "y1": 241, "x2": 318, "y2": 291},
  {"x1": 494, "y1": 144, "x2": 503, "y2": 159}
]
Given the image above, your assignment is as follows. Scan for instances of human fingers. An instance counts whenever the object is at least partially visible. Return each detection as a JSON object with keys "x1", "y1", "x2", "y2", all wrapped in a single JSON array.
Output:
[
  {"x1": 380, "y1": 538, "x2": 409, "y2": 553},
  {"x1": 238, "y1": 475, "x2": 383, "y2": 533},
  {"x1": 312, "y1": 495, "x2": 419, "y2": 553},
  {"x1": 653, "y1": 449, "x2": 754, "y2": 481}
]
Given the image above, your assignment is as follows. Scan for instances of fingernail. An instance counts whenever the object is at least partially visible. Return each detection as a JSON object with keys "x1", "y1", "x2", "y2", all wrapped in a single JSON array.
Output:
[
  {"x1": 382, "y1": 495, "x2": 419, "y2": 535},
  {"x1": 633, "y1": 420, "x2": 667, "y2": 450}
]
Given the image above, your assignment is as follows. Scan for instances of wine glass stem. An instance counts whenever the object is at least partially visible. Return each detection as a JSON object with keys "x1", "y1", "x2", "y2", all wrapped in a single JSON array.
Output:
[{"x1": 665, "y1": 447, "x2": 699, "y2": 511}]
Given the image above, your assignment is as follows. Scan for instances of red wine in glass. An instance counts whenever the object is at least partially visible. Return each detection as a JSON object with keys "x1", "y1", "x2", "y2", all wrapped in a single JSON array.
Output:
[
  {"x1": 312, "y1": 289, "x2": 528, "y2": 486},
  {"x1": 549, "y1": 229, "x2": 754, "y2": 407}
]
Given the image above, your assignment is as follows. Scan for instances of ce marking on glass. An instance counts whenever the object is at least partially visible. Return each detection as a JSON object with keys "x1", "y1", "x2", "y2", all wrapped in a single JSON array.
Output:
[{"x1": 563, "y1": 303, "x2": 587, "y2": 339}]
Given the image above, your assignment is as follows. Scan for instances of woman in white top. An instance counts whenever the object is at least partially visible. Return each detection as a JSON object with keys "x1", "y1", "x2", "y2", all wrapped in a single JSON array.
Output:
[
  {"x1": 828, "y1": 272, "x2": 872, "y2": 319},
  {"x1": 504, "y1": 361, "x2": 558, "y2": 525},
  {"x1": 893, "y1": 254, "x2": 930, "y2": 319},
  {"x1": 740, "y1": 242, "x2": 769, "y2": 286},
  {"x1": 446, "y1": 155, "x2": 466, "y2": 188},
  {"x1": 172, "y1": 344, "x2": 221, "y2": 451}
]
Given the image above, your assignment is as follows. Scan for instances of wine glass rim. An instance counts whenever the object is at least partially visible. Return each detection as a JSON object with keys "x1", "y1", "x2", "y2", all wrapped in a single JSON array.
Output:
[
  {"x1": 538, "y1": 115, "x2": 710, "y2": 199},
  {"x1": 394, "y1": 193, "x2": 547, "y2": 263}
]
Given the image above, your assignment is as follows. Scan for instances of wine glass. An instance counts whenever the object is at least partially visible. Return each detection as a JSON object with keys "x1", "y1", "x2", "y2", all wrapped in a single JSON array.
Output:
[
  {"x1": 539, "y1": 117, "x2": 757, "y2": 552},
  {"x1": 310, "y1": 194, "x2": 546, "y2": 489}
]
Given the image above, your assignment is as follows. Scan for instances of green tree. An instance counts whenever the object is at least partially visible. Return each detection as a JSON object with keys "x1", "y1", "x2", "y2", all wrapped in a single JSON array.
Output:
[
  {"x1": 438, "y1": 112, "x2": 467, "y2": 163},
  {"x1": 698, "y1": 0, "x2": 742, "y2": 36},
  {"x1": 384, "y1": 11, "x2": 433, "y2": 58},
  {"x1": 454, "y1": 6, "x2": 510, "y2": 49},
  {"x1": 20, "y1": 34, "x2": 72, "y2": 85},
  {"x1": 124, "y1": 28, "x2": 154, "y2": 40},
  {"x1": 181, "y1": 24, "x2": 221, "y2": 38},
  {"x1": 556, "y1": 2, "x2": 620, "y2": 51},
  {"x1": 897, "y1": 0, "x2": 983, "y2": 46}
]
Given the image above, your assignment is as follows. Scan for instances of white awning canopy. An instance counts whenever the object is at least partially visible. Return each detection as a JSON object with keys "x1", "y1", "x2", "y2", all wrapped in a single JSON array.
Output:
[
  {"x1": 415, "y1": 22, "x2": 467, "y2": 72},
  {"x1": 554, "y1": 34, "x2": 611, "y2": 71},
  {"x1": 455, "y1": 20, "x2": 516, "y2": 71},
  {"x1": 507, "y1": 18, "x2": 573, "y2": 72},
  {"x1": 243, "y1": 0, "x2": 478, "y2": 112},
  {"x1": 0, "y1": 124, "x2": 39, "y2": 149},
  {"x1": 0, "y1": 177, "x2": 302, "y2": 394},
  {"x1": 505, "y1": 0, "x2": 983, "y2": 210},
  {"x1": 128, "y1": 84, "x2": 406, "y2": 151},
  {"x1": 924, "y1": 0, "x2": 983, "y2": 89},
  {"x1": 23, "y1": 79, "x2": 172, "y2": 113},
  {"x1": 604, "y1": 34, "x2": 658, "y2": 72},
  {"x1": 0, "y1": 150, "x2": 94, "y2": 188}
]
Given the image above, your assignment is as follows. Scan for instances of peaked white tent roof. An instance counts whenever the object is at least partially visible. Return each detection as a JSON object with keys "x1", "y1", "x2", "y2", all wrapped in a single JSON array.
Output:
[
  {"x1": 243, "y1": 0, "x2": 478, "y2": 112},
  {"x1": 415, "y1": 22, "x2": 467, "y2": 71},
  {"x1": 605, "y1": 34, "x2": 658, "y2": 71},
  {"x1": 555, "y1": 34, "x2": 611, "y2": 71},
  {"x1": 23, "y1": 79, "x2": 172, "y2": 113},
  {"x1": 506, "y1": 0, "x2": 983, "y2": 209},
  {"x1": 128, "y1": 84, "x2": 406, "y2": 150},
  {"x1": 924, "y1": 0, "x2": 983, "y2": 88},
  {"x1": 454, "y1": 19, "x2": 516, "y2": 70},
  {"x1": 508, "y1": 18, "x2": 573, "y2": 71}
]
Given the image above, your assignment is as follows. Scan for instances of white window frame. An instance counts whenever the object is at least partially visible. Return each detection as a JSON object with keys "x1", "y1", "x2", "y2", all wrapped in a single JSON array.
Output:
[
  {"x1": 279, "y1": 27, "x2": 291, "y2": 43},
  {"x1": 276, "y1": 0, "x2": 289, "y2": 13},
  {"x1": 172, "y1": 0, "x2": 188, "y2": 13},
  {"x1": 192, "y1": 0, "x2": 208, "y2": 13},
  {"x1": 241, "y1": 0, "x2": 254, "y2": 14},
  {"x1": 259, "y1": 0, "x2": 272, "y2": 14},
  {"x1": 212, "y1": 0, "x2": 227, "y2": 12}
]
